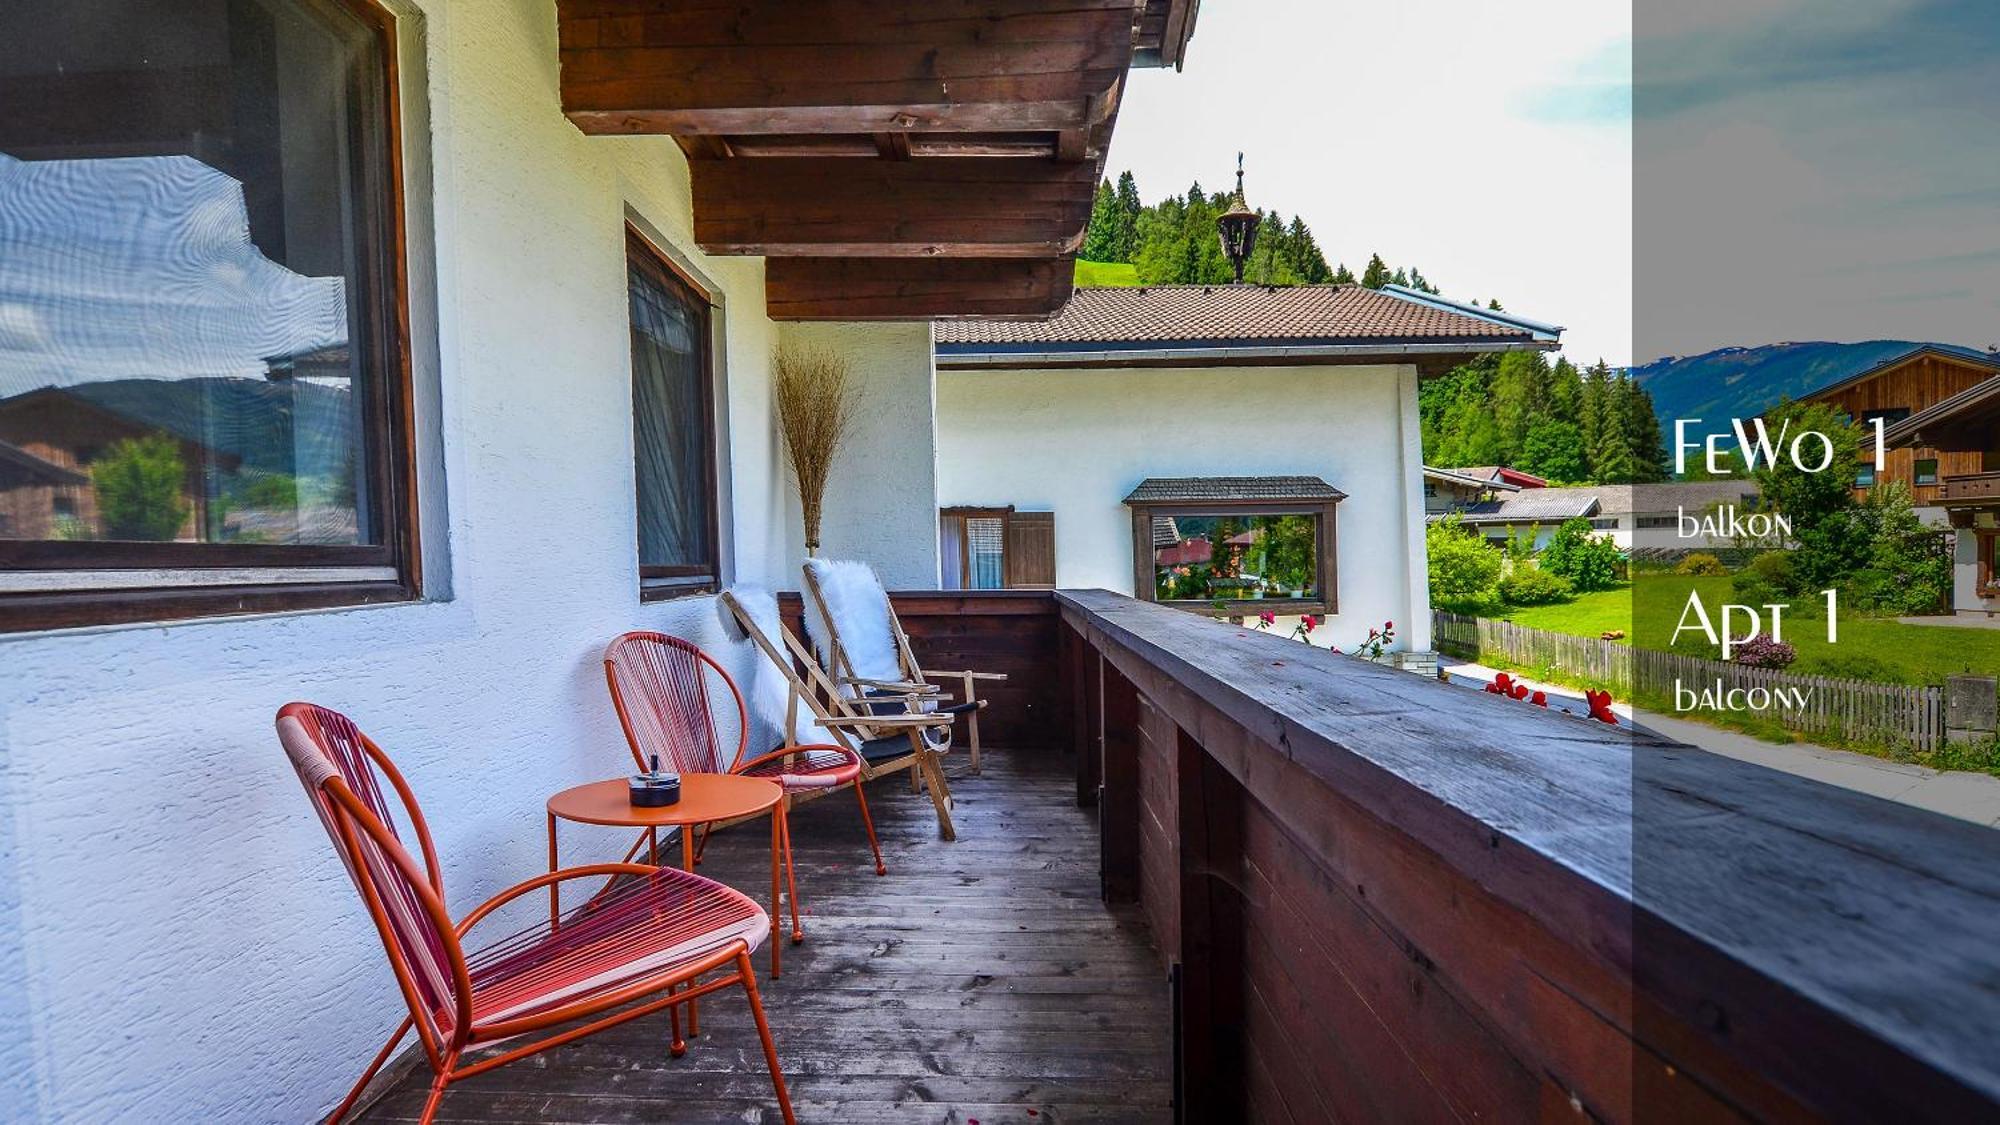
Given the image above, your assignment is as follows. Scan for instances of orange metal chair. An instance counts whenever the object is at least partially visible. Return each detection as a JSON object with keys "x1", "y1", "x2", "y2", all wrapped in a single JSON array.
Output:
[
  {"x1": 276, "y1": 702, "x2": 794, "y2": 1125},
  {"x1": 604, "y1": 630, "x2": 885, "y2": 949}
]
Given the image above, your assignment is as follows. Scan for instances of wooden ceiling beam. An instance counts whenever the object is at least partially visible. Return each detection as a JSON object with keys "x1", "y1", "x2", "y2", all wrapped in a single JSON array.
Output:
[
  {"x1": 558, "y1": 0, "x2": 1138, "y2": 136},
  {"x1": 692, "y1": 157, "x2": 1098, "y2": 257},
  {"x1": 765, "y1": 257, "x2": 1075, "y2": 320}
]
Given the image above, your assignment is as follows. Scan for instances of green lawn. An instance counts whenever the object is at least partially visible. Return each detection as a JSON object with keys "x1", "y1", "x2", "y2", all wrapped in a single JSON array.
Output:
[
  {"x1": 1074, "y1": 259, "x2": 1141, "y2": 287},
  {"x1": 1486, "y1": 576, "x2": 2000, "y2": 687}
]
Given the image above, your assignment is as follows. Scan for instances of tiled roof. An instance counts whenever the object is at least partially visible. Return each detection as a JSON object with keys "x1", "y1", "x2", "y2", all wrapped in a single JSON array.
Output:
[
  {"x1": 1124, "y1": 476, "x2": 1347, "y2": 505},
  {"x1": 1441, "y1": 481, "x2": 1765, "y2": 524},
  {"x1": 935, "y1": 285, "x2": 1545, "y2": 350},
  {"x1": 1450, "y1": 487, "x2": 1602, "y2": 524}
]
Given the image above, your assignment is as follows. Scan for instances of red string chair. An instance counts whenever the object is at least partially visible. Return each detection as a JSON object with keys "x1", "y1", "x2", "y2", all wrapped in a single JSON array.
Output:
[
  {"x1": 604, "y1": 630, "x2": 884, "y2": 950},
  {"x1": 276, "y1": 702, "x2": 793, "y2": 1125}
]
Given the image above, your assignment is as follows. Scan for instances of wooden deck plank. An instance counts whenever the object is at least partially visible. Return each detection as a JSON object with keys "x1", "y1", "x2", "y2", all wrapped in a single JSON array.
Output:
[{"x1": 357, "y1": 752, "x2": 1170, "y2": 1124}]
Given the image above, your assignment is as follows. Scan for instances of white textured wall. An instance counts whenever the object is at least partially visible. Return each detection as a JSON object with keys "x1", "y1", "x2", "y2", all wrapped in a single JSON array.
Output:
[
  {"x1": 935, "y1": 363, "x2": 1433, "y2": 653},
  {"x1": 779, "y1": 321, "x2": 941, "y2": 589},
  {"x1": 0, "y1": 2, "x2": 893, "y2": 1120}
]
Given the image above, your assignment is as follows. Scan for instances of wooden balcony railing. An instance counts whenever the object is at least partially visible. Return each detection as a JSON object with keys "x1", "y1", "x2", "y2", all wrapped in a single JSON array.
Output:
[
  {"x1": 1939, "y1": 470, "x2": 2000, "y2": 504},
  {"x1": 908, "y1": 588, "x2": 2000, "y2": 1123}
]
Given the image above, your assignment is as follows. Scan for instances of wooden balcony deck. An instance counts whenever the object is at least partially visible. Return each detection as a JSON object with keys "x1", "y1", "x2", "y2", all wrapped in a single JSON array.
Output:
[
  {"x1": 359, "y1": 751, "x2": 1171, "y2": 1124},
  {"x1": 354, "y1": 589, "x2": 2000, "y2": 1122}
]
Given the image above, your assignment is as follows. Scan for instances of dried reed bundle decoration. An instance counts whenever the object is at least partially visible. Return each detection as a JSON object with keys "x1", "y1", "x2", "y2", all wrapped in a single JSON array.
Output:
[{"x1": 774, "y1": 342, "x2": 858, "y2": 555}]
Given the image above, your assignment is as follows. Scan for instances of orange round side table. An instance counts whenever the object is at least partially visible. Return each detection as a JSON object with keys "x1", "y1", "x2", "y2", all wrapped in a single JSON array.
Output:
[{"x1": 546, "y1": 774, "x2": 788, "y2": 984}]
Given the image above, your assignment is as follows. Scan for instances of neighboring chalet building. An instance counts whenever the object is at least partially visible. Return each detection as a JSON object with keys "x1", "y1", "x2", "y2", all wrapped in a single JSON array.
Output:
[
  {"x1": 1432, "y1": 480, "x2": 1767, "y2": 553},
  {"x1": 1801, "y1": 344, "x2": 2000, "y2": 512},
  {"x1": 932, "y1": 283, "x2": 1565, "y2": 658},
  {"x1": 1423, "y1": 464, "x2": 1520, "y2": 514},
  {"x1": 1886, "y1": 374, "x2": 2000, "y2": 617}
]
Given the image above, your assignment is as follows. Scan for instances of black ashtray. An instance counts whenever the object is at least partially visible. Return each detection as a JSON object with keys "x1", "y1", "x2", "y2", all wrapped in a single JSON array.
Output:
[{"x1": 628, "y1": 772, "x2": 681, "y2": 807}]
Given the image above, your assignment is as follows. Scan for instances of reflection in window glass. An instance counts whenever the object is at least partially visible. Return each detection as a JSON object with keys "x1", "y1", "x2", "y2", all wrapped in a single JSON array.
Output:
[
  {"x1": 1153, "y1": 513, "x2": 1318, "y2": 602},
  {"x1": 0, "y1": 0, "x2": 396, "y2": 548}
]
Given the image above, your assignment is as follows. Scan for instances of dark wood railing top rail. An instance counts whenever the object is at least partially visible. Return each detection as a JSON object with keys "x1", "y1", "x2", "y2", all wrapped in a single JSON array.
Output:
[{"x1": 1057, "y1": 588, "x2": 2000, "y2": 1118}]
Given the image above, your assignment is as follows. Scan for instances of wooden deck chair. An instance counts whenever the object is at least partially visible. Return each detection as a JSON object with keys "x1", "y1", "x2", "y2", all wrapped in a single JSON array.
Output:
[
  {"x1": 800, "y1": 558, "x2": 1007, "y2": 775},
  {"x1": 718, "y1": 587, "x2": 959, "y2": 841}
]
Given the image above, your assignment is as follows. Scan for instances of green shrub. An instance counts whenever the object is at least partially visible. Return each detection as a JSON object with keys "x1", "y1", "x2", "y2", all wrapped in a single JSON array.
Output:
[
  {"x1": 1674, "y1": 552, "x2": 1726, "y2": 577},
  {"x1": 1540, "y1": 517, "x2": 1621, "y2": 592},
  {"x1": 1856, "y1": 484, "x2": 1952, "y2": 614},
  {"x1": 1427, "y1": 516, "x2": 1503, "y2": 608},
  {"x1": 1731, "y1": 550, "x2": 1795, "y2": 605},
  {"x1": 92, "y1": 433, "x2": 189, "y2": 541},
  {"x1": 1498, "y1": 567, "x2": 1573, "y2": 606}
]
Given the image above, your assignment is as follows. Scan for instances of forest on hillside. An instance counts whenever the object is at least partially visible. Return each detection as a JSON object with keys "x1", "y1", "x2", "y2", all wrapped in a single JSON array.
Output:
[{"x1": 1080, "y1": 171, "x2": 1667, "y2": 484}]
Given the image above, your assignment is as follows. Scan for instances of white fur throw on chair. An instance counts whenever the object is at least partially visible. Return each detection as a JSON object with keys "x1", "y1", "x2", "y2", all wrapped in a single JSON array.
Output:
[
  {"x1": 717, "y1": 586, "x2": 838, "y2": 748},
  {"x1": 802, "y1": 558, "x2": 904, "y2": 690}
]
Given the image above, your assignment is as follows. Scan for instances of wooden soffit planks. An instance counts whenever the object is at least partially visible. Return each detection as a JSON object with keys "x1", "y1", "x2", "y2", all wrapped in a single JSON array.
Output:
[
  {"x1": 557, "y1": 0, "x2": 1136, "y2": 136},
  {"x1": 691, "y1": 157, "x2": 1097, "y2": 258},
  {"x1": 765, "y1": 257, "x2": 1075, "y2": 320}
]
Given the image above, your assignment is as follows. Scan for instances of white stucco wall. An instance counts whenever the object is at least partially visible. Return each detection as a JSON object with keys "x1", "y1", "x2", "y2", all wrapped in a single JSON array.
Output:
[
  {"x1": 778, "y1": 321, "x2": 941, "y2": 589},
  {"x1": 935, "y1": 362, "x2": 1434, "y2": 653},
  {"x1": 0, "y1": 3, "x2": 939, "y2": 1120}
]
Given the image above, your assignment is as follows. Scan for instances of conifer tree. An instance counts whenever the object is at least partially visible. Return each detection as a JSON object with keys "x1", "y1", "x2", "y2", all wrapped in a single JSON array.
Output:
[
  {"x1": 1081, "y1": 179, "x2": 1123, "y2": 262},
  {"x1": 1332, "y1": 262, "x2": 1356, "y2": 285},
  {"x1": 1619, "y1": 376, "x2": 1670, "y2": 482},
  {"x1": 1113, "y1": 171, "x2": 1142, "y2": 259},
  {"x1": 1360, "y1": 253, "x2": 1392, "y2": 289}
]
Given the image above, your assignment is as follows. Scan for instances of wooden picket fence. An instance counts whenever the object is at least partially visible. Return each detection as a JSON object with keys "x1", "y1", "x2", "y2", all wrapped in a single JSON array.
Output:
[{"x1": 1433, "y1": 611, "x2": 1946, "y2": 753}]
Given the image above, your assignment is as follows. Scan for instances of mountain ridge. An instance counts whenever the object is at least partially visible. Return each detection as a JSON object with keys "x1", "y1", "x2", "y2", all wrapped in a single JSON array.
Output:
[{"x1": 1632, "y1": 340, "x2": 1998, "y2": 436}]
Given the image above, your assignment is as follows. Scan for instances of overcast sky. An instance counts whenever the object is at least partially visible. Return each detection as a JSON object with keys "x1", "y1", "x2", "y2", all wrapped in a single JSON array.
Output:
[
  {"x1": 1111, "y1": 0, "x2": 1997, "y2": 369},
  {"x1": 1111, "y1": 0, "x2": 1632, "y2": 365}
]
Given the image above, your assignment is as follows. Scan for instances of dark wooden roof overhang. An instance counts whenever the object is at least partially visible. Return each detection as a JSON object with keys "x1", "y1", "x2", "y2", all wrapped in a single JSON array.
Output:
[
  {"x1": 1884, "y1": 373, "x2": 2000, "y2": 453},
  {"x1": 556, "y1": 0, "x2": 1196, "y2": 319}
]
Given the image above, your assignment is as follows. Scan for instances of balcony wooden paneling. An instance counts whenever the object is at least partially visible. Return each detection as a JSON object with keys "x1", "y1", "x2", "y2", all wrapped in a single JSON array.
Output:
[
  {"x1": 1941, "y1": 470, "x2": 2000, "y2": 505},
  {"x1": 1058, "y1": 588, "x2": 2000, "y2": 1122}
]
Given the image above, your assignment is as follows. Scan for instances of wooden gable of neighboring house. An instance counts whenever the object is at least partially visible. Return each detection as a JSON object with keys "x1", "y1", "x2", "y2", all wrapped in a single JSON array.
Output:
[{"x1": 1803, "y1": 346, "x2": 2000, "y2": 505}]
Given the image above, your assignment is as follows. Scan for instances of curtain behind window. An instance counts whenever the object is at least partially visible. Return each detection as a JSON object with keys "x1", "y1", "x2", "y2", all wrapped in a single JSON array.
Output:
[{"x1": 628, "y1": 257, "x2": 712, "y2": 573}]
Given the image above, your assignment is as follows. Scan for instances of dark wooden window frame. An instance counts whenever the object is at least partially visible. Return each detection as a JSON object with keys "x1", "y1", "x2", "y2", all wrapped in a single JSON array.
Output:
[
  {"x1": 1914, "y1": 458, "x2": 1940, "y2": 486},
  {"x1": 1127, "y1": 499, "x2": 1340, "y2": 617},
  {"x1": 626, "y1": 226, "x2": 722, "y2": 603},
  {"x1": 0, "y1": 0, "x2": 420, "y2": 634}
]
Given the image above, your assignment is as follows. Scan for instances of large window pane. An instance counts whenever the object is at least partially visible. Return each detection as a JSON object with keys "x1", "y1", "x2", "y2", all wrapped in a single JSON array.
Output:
[
  {"x1": 0, "y1": 0, "x2": 401, "y2": 553},
  {"x1": 627, "y1": 235, "x2": 716, "y2": 592}
]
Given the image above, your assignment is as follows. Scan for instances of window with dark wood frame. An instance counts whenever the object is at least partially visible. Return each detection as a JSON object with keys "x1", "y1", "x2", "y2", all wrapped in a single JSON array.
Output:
[
  {"x1": 1128, "y1": 500, "x2": 1339, "y2": 616},
  {"x1": 0, "y1": 0, "x2": 419, "y2": 633},
  {"x1": 940, "y1": 507, "x2": 1055, "y2": 590},
  {"x1": 1979, "y1": 531, "x2": 2000, "y2": 598},
  {"x1": 627, "y1": 229, "x2": 721, "y2": 601}
]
